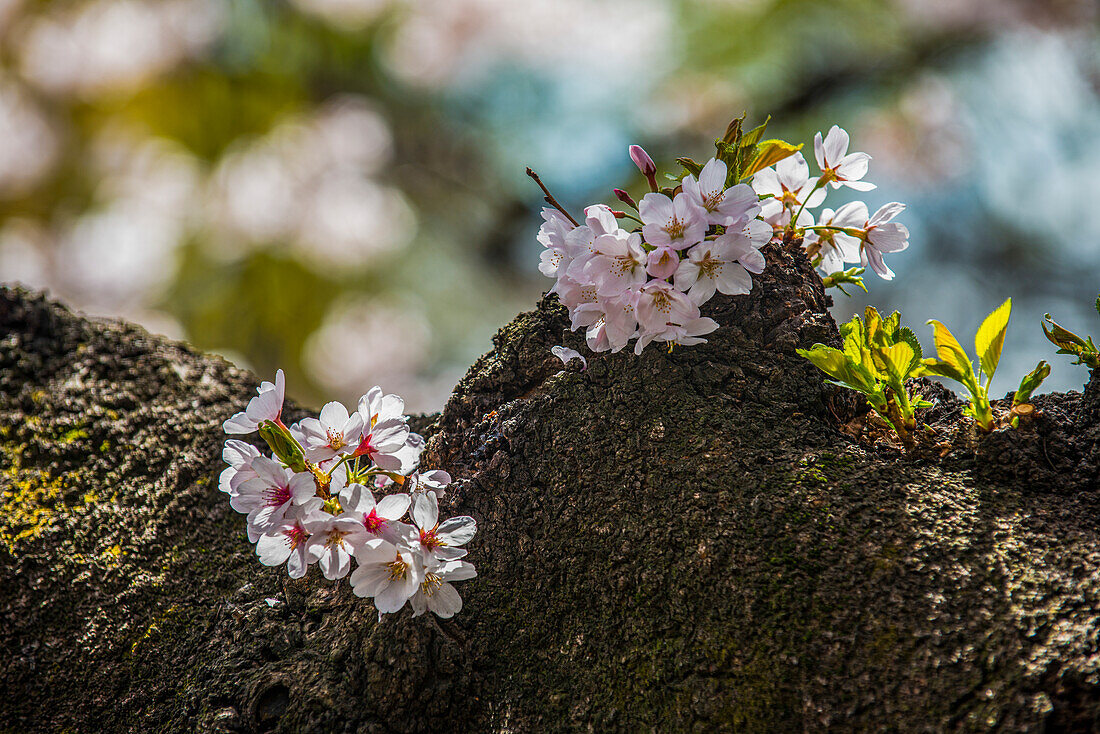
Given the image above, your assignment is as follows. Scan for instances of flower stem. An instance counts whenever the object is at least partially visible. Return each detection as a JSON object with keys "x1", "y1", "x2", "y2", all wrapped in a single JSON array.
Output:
[{"x1": 526, "y1": 168, "x2": 580, "y2": 226}]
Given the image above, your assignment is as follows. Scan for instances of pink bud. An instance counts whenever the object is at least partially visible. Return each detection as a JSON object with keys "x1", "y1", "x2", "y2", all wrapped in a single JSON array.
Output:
[
  {"x1": 628, "y1": 145, "x2": 656, "y2": 177},
  {"x1": 614, "y1": 188, "x2": 638, "y2": 209}
]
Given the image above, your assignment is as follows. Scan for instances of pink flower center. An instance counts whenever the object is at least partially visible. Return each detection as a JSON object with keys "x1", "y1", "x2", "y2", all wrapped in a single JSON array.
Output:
[
  {"x1": 265, "y1": 484, "x2": 292, "y2": 507},
  {"x1": 419, "y1": 528, "x2": 446, "y2": 551},
  {"x1": 287, "y1": 525, "x2": 308, "y2": 549},
  {"x1": 354, "y1": 434, "x2": 375, "y2": 458},
  {"x1": 363, "y1": 509, "x2": 387, "y2": 535}
]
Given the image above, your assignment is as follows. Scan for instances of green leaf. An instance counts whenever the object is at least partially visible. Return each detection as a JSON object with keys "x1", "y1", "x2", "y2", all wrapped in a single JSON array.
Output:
[
  {"x1": 882, "y1": 311, "x2": 902, "y2": 340},
  {"x1": 926, "y1": 319, "x2": 974, "y2": 385},
  {"x1": 974, "y1": 298, "x2": 1011, "y2": 384},
  {"x1": 740, "y1": 116, "x2": 770, "y2": 147},
  {"x1": 878, "y1": 342, "x2": 916, "y2": 383},
  {"x1": 1042, "y1": 314, "x2": 1088, "y2": 351},
  {"x1": 1095, "y1": 294, "x2": 1100, "y2": 318},
  {"x1": 796, "y1": 345, "x2": 848, "y2": 381},
  {"x1": 676, "y1": 157, "x2": 703, "y2": 177},
  {"x1": 1013, "y1": 360, "x2": 1050, "y2": 406},
  {"x1": 741, "y1": 140, "x2": 803, "y2": 180},
  {"x1": 720, "y1": 114, "x2": 745, "y2": 146},
  {"x1": 898, "y1": 327, "x2": 923, "y2": 370},
  {"x1": 864, "y1": 306, "x2": 884, "y2": 347}
]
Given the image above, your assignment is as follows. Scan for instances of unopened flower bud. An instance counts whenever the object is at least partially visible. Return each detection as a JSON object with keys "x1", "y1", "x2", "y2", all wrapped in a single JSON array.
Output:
[
  {"x1": 629, "y1": 145, "x2": 657, "y2": 177},
  {"x1": 614, "y1": 188, "x2": 638, "y2": 209},
  {"x1": 258, "y1": 420, "x2": 307, "y2": 472}
]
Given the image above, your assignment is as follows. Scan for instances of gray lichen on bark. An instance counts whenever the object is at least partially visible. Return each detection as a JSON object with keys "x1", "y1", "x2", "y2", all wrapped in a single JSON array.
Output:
[{"x1": 2, "y1": 244, "x2": 1100, "y2": 732}]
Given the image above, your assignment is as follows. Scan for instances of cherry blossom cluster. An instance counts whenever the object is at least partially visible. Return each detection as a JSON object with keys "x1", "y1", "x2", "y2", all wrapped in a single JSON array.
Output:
[
  {"x1": 534, "y1": 122, "x2": 910, "y2": 355},
  {"x1": 756, "y1": 125, "x2": 910, "y2": 282},
  {"x1": 220, "y1": 370, "x2": 476, "y2": 619}
]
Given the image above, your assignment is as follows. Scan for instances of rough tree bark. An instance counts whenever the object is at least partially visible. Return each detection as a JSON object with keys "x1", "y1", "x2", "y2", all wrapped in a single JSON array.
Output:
[{"x1": 2, "y1": 245, "x2": 1100, "y2": 733}]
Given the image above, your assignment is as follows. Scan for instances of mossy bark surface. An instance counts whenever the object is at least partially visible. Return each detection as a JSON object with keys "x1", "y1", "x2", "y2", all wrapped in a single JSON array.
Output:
[{"x1": 3, "y1": 245, "x2": 1100, "y2": 732}]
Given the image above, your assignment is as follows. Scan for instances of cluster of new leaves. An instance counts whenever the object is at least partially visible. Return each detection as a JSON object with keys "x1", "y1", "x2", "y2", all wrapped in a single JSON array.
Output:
[
  {"x1": 798, "y1": 307, "x2": 930, "y2": 446},
  {"x1": 921, "y1": 299, "x2": 1020, "y2": 433},
  {"x1": 221, "y1": 371, "x2": 476, "y2": 619},
  {"x1": 1043, "y1": 296, "x2": 1100, "y2": 369},
  {"x1": 534, "y1": 115, "x2": 910, "y2": 356},
  {"x1": 802, "y1": 299, "x2": 1055, "y2": 439}
]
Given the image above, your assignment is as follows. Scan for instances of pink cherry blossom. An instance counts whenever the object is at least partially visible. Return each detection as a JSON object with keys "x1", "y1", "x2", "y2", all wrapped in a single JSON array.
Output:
[
  {"x1": 581, "y1": 230, "x2": 648, "y2": 297},
  {"x1": 681, "y1": 158, "x2": 760, "y2": 227},
  {"x1": 340, "y1": 482, "x2": 412, "y2": 545},
  {"x1": 231, "y1": 456, "x2": 318, "y2": 532},
  {"x1": 639, "y1": 192, "x2": 707, "y2": 250},
  {"x1": 635, "y1": 280, "x2": 699, "y2": 334}
]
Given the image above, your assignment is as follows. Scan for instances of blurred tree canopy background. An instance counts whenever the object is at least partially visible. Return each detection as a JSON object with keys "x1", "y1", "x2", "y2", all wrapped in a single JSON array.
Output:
[{"x1": 1, "y1": 0, "x2": 1097, "y2": 411}]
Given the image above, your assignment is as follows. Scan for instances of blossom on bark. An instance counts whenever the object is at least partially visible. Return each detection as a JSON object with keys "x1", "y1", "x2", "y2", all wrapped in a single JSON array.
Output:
[
  {"x1": 681, "y1": 158, "x2": 760, "y2": 227},
  {"x1": 350, "y1": 539, "x2": 422, "y2": 616},
  {"x1": 411, "y1": 492, "x2": 476, "y2": 563},
  {"x1": 303, "y1": 514, "x2": 369, "y2": 580},
  {"x1": 223, "y1": 369, "x2": 286, "y2": 434},
  {"x1": 256, "y1": 506, "x2": 320, "y2": 579},
  {"x1": 639, "y1": 192, "x2": 707, "y2": 250},
  {"x1": 297, "y1": 401, "x2": 365, "y2": 462},
  {"x1": 409, "y1": 558, "x2": 477, "y2": 619}
]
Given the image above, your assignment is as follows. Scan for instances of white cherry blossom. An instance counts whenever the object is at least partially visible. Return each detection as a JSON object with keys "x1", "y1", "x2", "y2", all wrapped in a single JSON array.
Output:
[
  {"x1": 808, "y1": 202, "x2": 865, "y2": 274},
  {"x1": 411, "y1": 492, "x2": 476, "y2": 564},
  {"x1": 219, "y1": 439, "x2": 261, "y2": 496},
  {"x1": 297, "y1": 401, "x2": 365, "y2": 461},
  {"x1": 410, "y1": 558, "x2": 477, "y2": 619},
  {"x1": 223, "y1": 369, "x2": 286, "y2": 434},
  {"x1": 304, "y1": 513, "x2": 369, "y2": 580},
  {"x1": 256, "y1": 505, "x2": 322, "y2": 579},
  {"x1": 350, "y1": 539, "x2": 421, "y2": 615},
  {"x1": 675, "y1": 237, "x2": 756, "y2": 305},
  {"x1": 813, "y1": 125, "x2": 875, "y2": 191},
  {"x1": 860, "y1": 202, "x2": 909, "y2": 280}
]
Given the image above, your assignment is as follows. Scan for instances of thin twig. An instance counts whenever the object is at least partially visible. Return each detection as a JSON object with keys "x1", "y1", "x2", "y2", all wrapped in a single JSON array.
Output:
[{"x1": 526, "y1": 167, "x2": 579, "y2": 226}]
